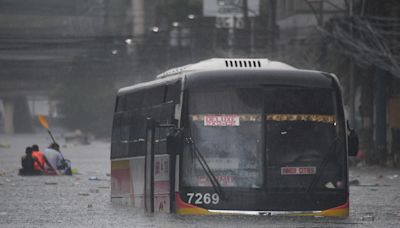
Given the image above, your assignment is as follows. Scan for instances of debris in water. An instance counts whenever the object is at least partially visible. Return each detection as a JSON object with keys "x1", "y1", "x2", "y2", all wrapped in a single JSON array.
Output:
[
  {"x1": 349, "y1": 179, "x2": 360, "y2": 186},
  {"x1": 89, "y1": 188, "x2": 99, "y2": 193},
  {"x1": 89, "y1": 176, "x2": 99, "y2": 181},
  {"x1": 88, "y1": 204, "x2": 93, "y2": 208},
  {"x1": 387, "y1": 174, "x2": 399, "y2": 180},
  {"x1": 71, "y1": 168, "x2": 79, "y2": 175},
  {"x1": 106, "y1": 173, "x2": 111, "y2": 177},
  {"x1": 64, "y1": 130, "x2": 90, "y2": 145},
  {"x1": 45, "y1": 181, "x2": 58, "y2": 185},
  {"x1": 78, "y1": 193, "x2": 89, "y2": 196},
  {"x1": 361, "y1": 214, "x2": 375, "y2": 221},
  {"x1": 0, "y1": 143, "x2": 11, "y2": 148}
]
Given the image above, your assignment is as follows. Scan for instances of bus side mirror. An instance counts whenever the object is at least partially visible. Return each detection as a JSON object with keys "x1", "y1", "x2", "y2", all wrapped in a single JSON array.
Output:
[
  {"x1": 166, "y1": 129, "x2": 183, "y2": 156},
  {"x1": 347, "y1": 122, "x2": 359, "y2": 157}
]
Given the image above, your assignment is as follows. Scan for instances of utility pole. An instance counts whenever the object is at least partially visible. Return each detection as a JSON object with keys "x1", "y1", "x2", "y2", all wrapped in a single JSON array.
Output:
[
  {"x1": 242, "y1": 0, "x2": 250, "y2": 54},
  {"x1": 349, "y1": 0, "x2": 356, "y2": 128},
  {"x1": 318, "y1": 0, "x2": 324, "y2": 26},
  {"x1": 228, "y1": 17, "x2": 235, "y2": 57},
  {"x1": 374, "y1": 69, "x2": 388, "y2": 164},
  {"x1": 267, "y1": 0, "x2": 277, "y2": 55}
]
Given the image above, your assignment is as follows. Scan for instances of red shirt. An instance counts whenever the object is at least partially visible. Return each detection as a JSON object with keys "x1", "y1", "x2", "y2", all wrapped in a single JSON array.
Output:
[{"x1": 32, "y1": 151, "x2": 45, "y2": 171}]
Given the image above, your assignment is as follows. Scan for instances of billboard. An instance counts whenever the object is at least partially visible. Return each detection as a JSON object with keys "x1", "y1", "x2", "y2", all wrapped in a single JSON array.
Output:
[{"x1": 203, "y1": 0, "x2": 260, "y2": 28}]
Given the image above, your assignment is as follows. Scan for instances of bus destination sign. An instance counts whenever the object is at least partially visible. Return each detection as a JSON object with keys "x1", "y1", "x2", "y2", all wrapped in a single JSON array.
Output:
[
  {"x1": 204, "y1": 115, "x2": 240, "y2": 126},
  {"x1": 281, "y1": 166, "x2": 317, "y2": 175}
]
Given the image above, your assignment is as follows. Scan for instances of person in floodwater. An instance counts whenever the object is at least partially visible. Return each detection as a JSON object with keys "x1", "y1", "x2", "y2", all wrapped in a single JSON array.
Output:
[
  {"x1": 31, "y1": 144, "x2": 57, "y2": 175},
  {"x1": 19, "y1": 147, "x2": 44, "y2": 175},
  {"x1": 43, "y1": 143, "x2": 72, "y2": 175}
]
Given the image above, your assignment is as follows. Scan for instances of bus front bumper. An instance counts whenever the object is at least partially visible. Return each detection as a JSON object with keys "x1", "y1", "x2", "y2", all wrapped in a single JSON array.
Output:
[{"x1": 175, "y1": 193, "x2": 349, "y2": 217}]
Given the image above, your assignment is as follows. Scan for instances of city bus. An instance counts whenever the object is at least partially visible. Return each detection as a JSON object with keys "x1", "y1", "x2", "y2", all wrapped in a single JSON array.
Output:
[{"x1": 110, "y1": 58, "x2": 358, "y2": 216}]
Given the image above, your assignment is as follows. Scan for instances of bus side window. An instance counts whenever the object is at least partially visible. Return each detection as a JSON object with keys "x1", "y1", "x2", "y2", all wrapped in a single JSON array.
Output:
[
  {"x1": 166, "y1": 81, "x2": 181, "y2": 104},
  {"x1": 125, "y1": 91, "x2": 145, "y2": 110},
  {"x1": 155, "y1": 103, "x2": 176, "y2": 155},
  {"x1": 144, "y1": 86, "x2": 165, "y2": 107},
  {"x1": 115, "y1": 95, "x2": 126, "y2": 112},
  {"x1": 126, "y1": 111, "x2": 146, "y2": 157},
  {"x1": 111, "y1": 113, "x2": 123, "y2": 158}
]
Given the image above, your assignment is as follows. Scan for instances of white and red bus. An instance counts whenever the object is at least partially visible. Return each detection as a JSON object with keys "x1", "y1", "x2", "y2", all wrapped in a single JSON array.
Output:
[{"x1": 110, "y1": 58, "x2": 358, "y2": 216}]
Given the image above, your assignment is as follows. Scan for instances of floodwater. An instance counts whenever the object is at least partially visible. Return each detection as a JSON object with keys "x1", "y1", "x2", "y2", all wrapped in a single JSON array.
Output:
[{"x1": 1, "y1": 133, "x2": 400, "y2": 227}]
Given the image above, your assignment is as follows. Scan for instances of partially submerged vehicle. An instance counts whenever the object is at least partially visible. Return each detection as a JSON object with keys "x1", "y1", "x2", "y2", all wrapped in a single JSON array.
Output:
[{"x1": 111, "y1": 58, "x2": 358, "y2": 216}]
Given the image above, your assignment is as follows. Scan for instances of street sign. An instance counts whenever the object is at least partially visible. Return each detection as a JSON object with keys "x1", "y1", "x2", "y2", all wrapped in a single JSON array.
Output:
[
  {"x1": 203, "y1": 0, "x2": 259, "y2": 29},
  {"x1": 203, "y1": 0, "x2": 260, "y2": 17}
]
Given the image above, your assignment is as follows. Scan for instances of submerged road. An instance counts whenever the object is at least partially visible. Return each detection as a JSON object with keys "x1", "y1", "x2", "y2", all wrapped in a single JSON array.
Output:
[{"x1": 1, "y1": 133, "x2": 400, "y2": 227}]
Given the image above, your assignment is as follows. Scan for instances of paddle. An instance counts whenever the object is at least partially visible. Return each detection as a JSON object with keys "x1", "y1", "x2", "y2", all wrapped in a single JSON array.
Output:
[{"x1": 38, "y1": 115, "x2": 56, "y2": 144}]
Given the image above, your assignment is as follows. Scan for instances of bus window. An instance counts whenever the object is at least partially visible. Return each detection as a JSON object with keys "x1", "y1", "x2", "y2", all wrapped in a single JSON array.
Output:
[
  {"x1": 127, "y1": 111, "x2": 146, "y2": 157},
  {"x1": 155, "y1": 102, "x2": 176, "y2": 155},
  {"x1": 126, "y1": 91, "x2": 144, "y2": 111},
  {"x1": 111, "y1": 113, "x2": 123, "y2": 158},
  {"x1": 182, "y1": 88, "x2": 263, "y2": 188},
  {"x1": 115, "y1": 95, "x2": 126, "y2": 112},
  {"x1": 165, "y1": 81, "x2": 181, "y2": 103},
  {"x1": 264, "y1": 88, "x2": 345, "y2": 191},
  {"x1": 143, "y1": 86, "x2": 165, "y2": 107}
]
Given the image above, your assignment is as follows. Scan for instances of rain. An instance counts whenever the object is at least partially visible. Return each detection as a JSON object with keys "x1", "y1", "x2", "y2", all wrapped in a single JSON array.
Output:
[{"x1": 1, "y1": 0, "x2": 400, "y2": 227}]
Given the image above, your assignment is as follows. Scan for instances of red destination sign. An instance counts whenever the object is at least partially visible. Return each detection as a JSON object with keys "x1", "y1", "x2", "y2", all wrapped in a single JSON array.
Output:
[{"x1": 204, "y1": 115, "x2": 240, "y2": 126}]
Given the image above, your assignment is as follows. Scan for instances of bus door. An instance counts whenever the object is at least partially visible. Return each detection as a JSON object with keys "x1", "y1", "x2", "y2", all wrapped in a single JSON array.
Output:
[
  {"x1": 144, "y1": 107, "x2": 176, "y2": 212},
  {"x1": 144, "y1": 118, "x2": 155, "y2": 212}
]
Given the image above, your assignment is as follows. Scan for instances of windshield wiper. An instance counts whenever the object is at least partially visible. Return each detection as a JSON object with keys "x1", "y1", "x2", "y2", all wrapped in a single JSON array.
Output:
[
  {"x1": 186, "y1": 137, "x2": 226, "y2": 200},
  {"x1": 306, "y1": 136, "x2": 342, "y2": 193}
]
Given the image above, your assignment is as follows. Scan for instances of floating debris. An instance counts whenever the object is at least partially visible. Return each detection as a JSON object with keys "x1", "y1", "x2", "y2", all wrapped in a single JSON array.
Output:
[
  {"x1": 78, "y1": 193, "x2": 89, "y2": 196},
  {"x1": 361, "y1": 214, "x2": 375, "y2": 221},
  {"x1": 87, "y1": 204, "x2": 93, "y2": 208},
  {"x1": 0, "y1": 143, "x2": 11, "y2": 149},
  {"x1": 45, "y1": 181, "x2": 58, "y2": 185},
  {"x1": 89, "y1": 176, "x2": 99, "y2": 181},
  {"x1": 89, "y1": 188, "x2": 99, "y2": 193},
  {"x1": 71, "y1": 168, "x2": 79, "y2": 175},
  {"x1": 349, "y1": 179, "x2": 360, "y2": 186},
  {"x1": 97, "y1": 186, "x2": 109, "y2": 189},
  {"x1": 387, "y1": 174, "x2": 399, "y2": 180}
]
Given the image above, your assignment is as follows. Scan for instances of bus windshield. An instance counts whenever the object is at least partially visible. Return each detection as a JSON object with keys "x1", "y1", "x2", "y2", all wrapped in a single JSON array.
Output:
[
  {"x1": 182, "y1": 88, "x2": 264, "y2": 188},
  {"x1": 182, "y1": 86, "x2": 345, "y2": 191},
  {"x1": 264, "y1": 88, "x2": 344, "y2": 191}
]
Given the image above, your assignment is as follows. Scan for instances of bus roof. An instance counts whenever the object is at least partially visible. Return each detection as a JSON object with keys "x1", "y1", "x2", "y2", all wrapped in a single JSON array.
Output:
[
  {"x1": 118, "y1": 58, "x2": 336, "y2": 95},
  {"x1": 156, "y1": 58, "x2": 296, "y2": 79}
]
